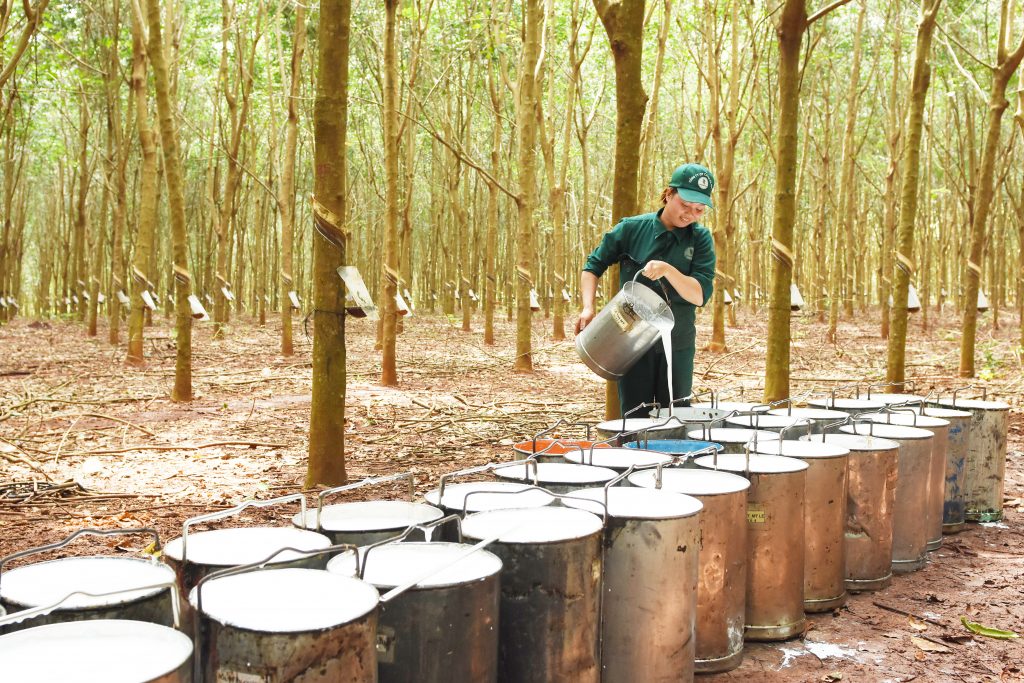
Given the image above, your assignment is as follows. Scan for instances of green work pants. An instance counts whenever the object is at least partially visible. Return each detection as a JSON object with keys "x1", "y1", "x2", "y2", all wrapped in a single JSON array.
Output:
[{"x1": 617, "y1": 343, "x2": 695, "y2": 417}]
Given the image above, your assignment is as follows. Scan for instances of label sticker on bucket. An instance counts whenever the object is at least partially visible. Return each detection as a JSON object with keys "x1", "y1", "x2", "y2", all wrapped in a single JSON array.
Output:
[
  {"x1": 747, "y1": 503, "x2": 767, "y2": 525},
  {"x1": 611, "y1": 302, "x2": 639, "y2": 332}
]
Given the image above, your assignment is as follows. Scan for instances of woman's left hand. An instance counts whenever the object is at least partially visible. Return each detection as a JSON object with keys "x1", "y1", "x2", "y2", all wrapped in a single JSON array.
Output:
[{"x1": 642, "y1": 260, "x2": 677, "y2": 281}]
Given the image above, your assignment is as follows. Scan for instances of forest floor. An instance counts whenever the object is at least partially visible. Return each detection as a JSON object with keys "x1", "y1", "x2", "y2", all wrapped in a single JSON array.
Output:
[{"x1": 1, "y1": 303, "x2": 1023, "y2": 682}]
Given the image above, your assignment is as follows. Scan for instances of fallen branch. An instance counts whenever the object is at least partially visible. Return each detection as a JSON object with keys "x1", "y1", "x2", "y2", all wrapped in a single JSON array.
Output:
[{"x1": 54, "y1": 441, "x2": 289, "y2": 457}]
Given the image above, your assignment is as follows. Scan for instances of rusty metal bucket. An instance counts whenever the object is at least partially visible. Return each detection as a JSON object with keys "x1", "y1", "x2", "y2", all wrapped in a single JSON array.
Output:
[
  {"x1": 842, "y1": 423, "x2": 932, "y2": 574},
  {"x1": 565, "y1": 486, "x2": 703, "y2": 682},
  {"x1": 807, "y1": 432, "x2": 898, "y2": 592},
  {"x1": 695, "y1": 452, "x2": 809, "y2": 641},
  {"x1": 915, "y1": 406, "x2": 972, "y2": 533},
  {"x1": 461, "y1": 506, "x2": 604, "y2": 683},
  {"x1": 627, "y1": 467, "x2": 750, "y2": 673},
  {"x1": 862, "y1": 412, "x2": 950, "y2": 552},
  {"x1": 754, "y1": 439, "x2": 850, "y2": 613},
  {"x1": 933, "y1": 397, "x2": 1011, "y2": 522}
]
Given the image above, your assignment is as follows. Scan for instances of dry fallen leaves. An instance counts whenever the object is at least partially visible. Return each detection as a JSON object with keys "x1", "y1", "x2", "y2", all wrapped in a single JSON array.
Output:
[{"x1": 911, "y1": 636, "x2": 952, "y2": 654}]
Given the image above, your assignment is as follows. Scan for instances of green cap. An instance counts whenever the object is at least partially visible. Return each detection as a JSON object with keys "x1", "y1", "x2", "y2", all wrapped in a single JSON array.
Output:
[{"x1": 668, "y1": 163, "x2": 715, "y2": 208}]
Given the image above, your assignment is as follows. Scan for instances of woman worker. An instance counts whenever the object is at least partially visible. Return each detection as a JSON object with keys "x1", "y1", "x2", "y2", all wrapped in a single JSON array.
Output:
[{"x1": 575, "y1": 163, "x2": 717, "y2": 417}]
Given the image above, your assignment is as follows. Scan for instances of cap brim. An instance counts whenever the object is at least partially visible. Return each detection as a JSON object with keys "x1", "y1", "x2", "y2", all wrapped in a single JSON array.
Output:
[{"x1": 676, "y1": 188, "x2": 714, "y2": 208}]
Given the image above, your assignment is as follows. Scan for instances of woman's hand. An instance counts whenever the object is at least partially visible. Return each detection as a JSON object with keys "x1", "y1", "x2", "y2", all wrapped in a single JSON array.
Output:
[
  {"x1": 575, "y1": 306, "x2": 595, "y2": 335},
  {"x1": 641, "y1": 260, "x2": 678, "y2": 281}
]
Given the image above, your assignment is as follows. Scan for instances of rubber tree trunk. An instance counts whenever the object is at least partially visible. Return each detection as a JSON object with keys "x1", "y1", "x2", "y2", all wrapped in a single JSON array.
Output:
[
  {"x1": 127, "y1": 0, "x2": 157, "y2": 366},
  {"x1": 762, "y1": 0, "x2": 806, "y2": 403},
  {"x1": 885, "y1": 0, "x2": 942, "y2": 388},
  {"x1": 380, "y1": 0, "x2": 400, "y2": 385},
  {"x1": 958, "y1": 12, "x2": 1024, "y2": 377},
  {"x1": 147, "y1": 0, "x2": 193, "y2": 402},
  {"x1": 513, "y1": 0, "x2": 543, "y2": 372},
  {"x1": 594, "y1": 0, "x2": 647, "y2": 415},
  {"x1": 306, "y1": 0, "x2": 351, "y2": 487},
  {"x1": 279, "y1": 3, "x2": 305, "y2": 356}
]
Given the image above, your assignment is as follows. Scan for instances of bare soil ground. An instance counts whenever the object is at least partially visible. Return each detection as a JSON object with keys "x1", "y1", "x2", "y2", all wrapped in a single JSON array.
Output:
[{"x1": 1, "y1": 304, "x2": 1023, "y2": 682}]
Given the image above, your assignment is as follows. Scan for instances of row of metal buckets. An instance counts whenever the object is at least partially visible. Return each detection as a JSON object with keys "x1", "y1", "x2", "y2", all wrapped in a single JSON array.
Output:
[{"x1": 0, "y1": 388, "x2": 1010, "y2": 682}]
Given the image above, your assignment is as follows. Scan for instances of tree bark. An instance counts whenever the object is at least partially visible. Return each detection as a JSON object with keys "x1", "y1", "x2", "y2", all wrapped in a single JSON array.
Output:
[
  {"x1": 147, "y1": 0, "x2": 193, "y2": 401},
  {"x1": 279, "y1": 2, "x2": 305, "y2": 356},
  {"x1": 307, "y1": 0, "x2": 351, "y2": 487}
]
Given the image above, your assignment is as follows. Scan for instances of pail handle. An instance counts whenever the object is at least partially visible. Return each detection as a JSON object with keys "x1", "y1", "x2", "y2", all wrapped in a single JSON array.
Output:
[
  {"x1": 436, "y1": 458, "x2": 539, "y2": 503},
  {"x1": 776, "y1": 416, "x2": 814, "y2": 443},
  {"x1": 192, "y1": 542, "x2": 360, "y2": 683},
  {"x1": 0, "y1": 527, "x2": 162, "y2": 590},
  {"x1": 315, "y1": 473, "x2": 416, "y2": 531},
  {"x1": 0, "y1": 580, "x2": 183, "y2": 631},
  {"x1": 180, "y1": 493, "x2": 307, "y2": 565}
]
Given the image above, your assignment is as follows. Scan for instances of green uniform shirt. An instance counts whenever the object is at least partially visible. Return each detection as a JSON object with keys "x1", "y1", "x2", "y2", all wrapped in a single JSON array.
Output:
[{"x1": 583, "y1": 209, "x2": 716, "y2": 348}]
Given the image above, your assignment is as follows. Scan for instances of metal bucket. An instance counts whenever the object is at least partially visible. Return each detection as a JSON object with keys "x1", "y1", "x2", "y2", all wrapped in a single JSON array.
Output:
[
  {"x1": 293, "y1": 500, "x2": 444, "y2": 546},
  {"x1": 807, "y1": 397, "x2": 886, "y2": 415},
  {"x1": 0, "y1": 619, "x2": 193, "y2": 682},
  {"x1": 804, "y1": 433, "x2": 898, "y2": 592},
  {"x1": 623, "y1": 439, "x2": 723, "y2": 469},
  {"x1": 863, "y1": 393, "x2": 925, "y2": 407},
  {"x1": 424, "y1": 481, "x2": 555, "y2": 516},
  {"x1": 754, "y1": 440, "x2": 850, "y2": 612},
  {"x1": 564, "y1": 487, "x2": 703, "y2": 682},
  {"x1": 0, "y1": 528, "x2": 176, "y2": 634},
  {"x1": 563, "y1": 445, "x2": 674, "y2": 470},
  {"x1": 192, "y1": 567, "x2": 379, "y2": 682},
  {"x1": 862, "y1": 413, "x2": 950, "y2": 551},
  {"x1": 694, "y1": 453, "x2": 809, "y2": 641},
  {"x1": 933, "y1": 397, "x2": 1011, "y2": 522},
  {"x1": 841, "y1": 423, "x2": 932, "y2": 574},
  {"x1": 767, "y1": 407, "x2": 849, "y2": 434},
  {"x1": 512, "y1": 439, "x2": 609, "y2": 463},
  {"x1": 292, "y1": 472, "x2": 444, "y2": 546},
  {"x1": 327, "y1": 542, "x2": 501, "y2": 683},
  {"x1": 492, "y1": 461, "x2": 617, "y2": 494},
  {"x1": 686, "y1": 427, "x2": 780, "y2": 454},
  {"x1": 627, "y1": 468, "x2": 750, "y2": 673},
  {"x1": 461, "y1": 506, "x2": 604, "y2": 683},
  {"x1": 915, "y1": 406, "x2": 972, "y2": 533},
  {"x1": 595, "y1": 417, "x2": 692, "y2": 443},
  {"x1": 163, "y1": 496, "x2": 332, "y2": 610},
  {"x1": 575, "y1": 280, "x2": 673, "y2": 381},
  {"x1": 725, "y1": 413, "x2": 813, "y2": 435}
]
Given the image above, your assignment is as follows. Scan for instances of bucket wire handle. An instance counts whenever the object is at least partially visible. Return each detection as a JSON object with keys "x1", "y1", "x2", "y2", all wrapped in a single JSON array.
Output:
[
  {"x1": 0, "y1": 527, "x2": 162, "y2": 591},
  {"x1": 0, "y1": 580, "x2": 183, "y2": 631},
  {"x1": 315, "y1": 472, "x2": 416, "y2": 531},
  {"x1": 849, "y1": 412, "x2": 876, "y2": 437},
  {"x1": 949, "y1": 383, "x2": 975, "y2": 407},
  {"x1": 776, "y1": 416, "x2": 814, "y2": 443},
  {"x1": 357, "y1": 514, "x2": 467, "y2": 581},
  {"x1": 817, "y1": 415, "x2": 852, "y2": 442},
  {"x1": 193, "y1": 542, "x2": 359, "y2": 683},
  {"x1": 529, "y1": 419, "x2": 594, "y2": 453},
  {"x1": 180, "y1": 493, "x2": 307, "y2": 566},
  {"x1": 461, "y1": 484, "x2": 555, "y2": 516}
]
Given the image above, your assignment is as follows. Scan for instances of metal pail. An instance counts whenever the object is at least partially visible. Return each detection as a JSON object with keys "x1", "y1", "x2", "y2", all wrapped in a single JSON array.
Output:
[
  {"x1": 623, "y1": 439, "x2": 723, "y2": 469},
  {"x1": 695, "y1": 453, "x2": 809, "y2": 641},
  {"x1": 564, "y1": 487, "x2": 703, "y2": 682},
  {"x1": 807, "y1": 397, "x2": 886, "y2": 415},
  {"x1": 512, "y1": 439, "x2": 610, "y2": 464},
  {"x1": 767, "y1": 407, "x2": 849, "y2": 434},
  {"x1": 328, "y1": 542, "x2": 502, "y2": 683},
  {"x1": 915, "y1": 406, "x2": 972, "y2": 532},
  {"x1": 595, "y1": 417, "x2": 690, "y2": 443},
  {"x1": 0, "y1": 528, "x2": 176, "y2": 635},
  {"x1": 492, "y1": 462, "x2": 617, "y2": 494},
  {"x1": 933, "y1": 398, "x2": 1011, "y2": 522},
  {"x1": 575, "y1": 281, "x2": 673, "y2": 380},
  {"x1": 461, "y1": 507, "x2": 604, "y2": 683},
  {"x1": 842, "y1": 423, "x2": 932, "y2": 574},
  {"x1": 804, "y1": 433, "x2": 898, "y2": 592},
  {"x1": 725, "y1": 414, "x2": 813, "y2": 435},
  {"x1": 563, "y1": 446, "x2": 674, "y2": 470},
  {"x1": 863, "y1": 413, "x2": 950, "y2": 551},
  {"x1": 0, "y1": 556, "x2": 176, "y2": 634},
  {"x1": 686, "y1": 427, "x2": 780, "y2": 454},
  {"x1": 424, "y1": 481, "x2": 555, "y2": 517},
  {"x1": 292, "y1": 500, "x2": 444, "y2": 546},
  {"x1": 0, "y1": 619, "x2": 193, "y2": 683},
  {"x1": 755, "y1": 440, "x2": 850, "y2": 612},
  {"x1": 192, "y1": 568, "x2": 379, "y2": 682},
  {"x1": 627, "y1": 468, "x2": 750, "y2": 673}
]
